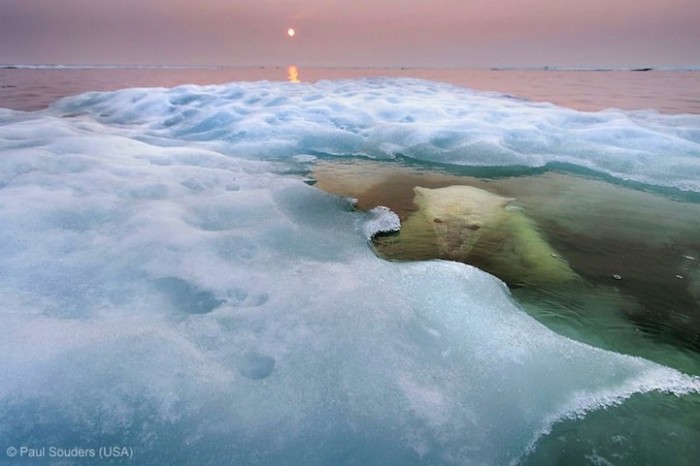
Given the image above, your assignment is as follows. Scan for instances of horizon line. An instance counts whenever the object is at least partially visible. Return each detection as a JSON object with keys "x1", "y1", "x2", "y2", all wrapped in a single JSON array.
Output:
[{"x1": 3, "y1": 63, "x2": 700, "y2": 72}]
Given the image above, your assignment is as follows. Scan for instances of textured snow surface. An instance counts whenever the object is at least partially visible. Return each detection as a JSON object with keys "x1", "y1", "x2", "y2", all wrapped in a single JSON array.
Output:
[{"x1": 51, "y1": 78, "x2": 700, "y2": 192}]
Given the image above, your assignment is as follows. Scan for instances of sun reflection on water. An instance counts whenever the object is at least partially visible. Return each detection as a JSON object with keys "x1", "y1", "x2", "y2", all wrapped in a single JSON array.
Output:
[{"x1": 287, "y1": 65, "x2": 300, "y2": 83}]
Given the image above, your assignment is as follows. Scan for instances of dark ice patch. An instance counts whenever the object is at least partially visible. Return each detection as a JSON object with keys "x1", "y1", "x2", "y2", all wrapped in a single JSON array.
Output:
[
  {"x1": 154, "y1": 277, "x2": 223, "y2": 314},
  {"x1": 238, "y1": 352, "x2": 275, "y2": 380}
]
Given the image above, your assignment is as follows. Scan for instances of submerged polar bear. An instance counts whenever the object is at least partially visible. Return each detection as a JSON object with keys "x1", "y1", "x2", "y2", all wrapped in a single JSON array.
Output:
[{"x1": 401, "y1": 185, "x2": 580, "y2": 286}]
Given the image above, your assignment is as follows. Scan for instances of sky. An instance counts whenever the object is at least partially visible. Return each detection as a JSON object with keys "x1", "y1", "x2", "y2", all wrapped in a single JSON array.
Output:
[{"x1": 1, "y1": 0, "x2": 699, "y2": 68}]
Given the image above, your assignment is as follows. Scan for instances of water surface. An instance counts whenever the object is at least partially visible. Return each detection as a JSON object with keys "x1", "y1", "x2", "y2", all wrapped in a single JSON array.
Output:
[{"x1": 2, "y1": 66, "x2": 699, "y2": 113}]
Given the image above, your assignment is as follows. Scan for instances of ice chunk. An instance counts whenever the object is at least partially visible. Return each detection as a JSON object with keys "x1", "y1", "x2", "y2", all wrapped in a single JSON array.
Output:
[{"x1": 363, "y1": 205, "x2": 401, "y2": 239}]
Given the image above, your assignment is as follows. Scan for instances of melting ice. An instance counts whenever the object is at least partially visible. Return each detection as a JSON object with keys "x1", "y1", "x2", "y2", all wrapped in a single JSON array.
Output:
[
  {"x1": 50, "y1": 77, "x2": 700, "y2": 192},
  {"x1": 1, "y1": 78, "x2": 699, "y2": 465}
]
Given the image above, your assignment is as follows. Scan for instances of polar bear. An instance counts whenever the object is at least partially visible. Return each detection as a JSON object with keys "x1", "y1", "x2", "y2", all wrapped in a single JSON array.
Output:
[{"x1": 402, "y1": 185, "x2": 579, "y2": 286}]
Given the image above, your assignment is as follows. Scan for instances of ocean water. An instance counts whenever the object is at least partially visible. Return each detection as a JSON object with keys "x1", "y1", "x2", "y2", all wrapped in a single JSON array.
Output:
[{"x1": 1, "y1": 66, "x2": 699, "y2": 465}]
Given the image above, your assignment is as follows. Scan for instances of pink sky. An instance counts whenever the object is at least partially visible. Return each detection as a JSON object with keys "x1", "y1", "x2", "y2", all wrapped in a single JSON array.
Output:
[{"x1": 1, "y1": 0, "x2": 699, "y2": 67}]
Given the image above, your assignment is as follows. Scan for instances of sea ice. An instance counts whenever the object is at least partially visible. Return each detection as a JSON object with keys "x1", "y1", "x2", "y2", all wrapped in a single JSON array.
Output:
[
  {"x1": 363, "y1": 205, "x2": 401, "y2": 239},
  {"x1": 0, "y1": 80, "x2": 699, "y2": 465},
  {"x1": 50, "y1": 78, "x2": 700, "y2": 192}
]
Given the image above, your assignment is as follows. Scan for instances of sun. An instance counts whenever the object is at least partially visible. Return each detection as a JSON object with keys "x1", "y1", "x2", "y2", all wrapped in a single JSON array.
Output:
[{"x1": 287, "y1": 28, "x2": 295, "y2": 38}]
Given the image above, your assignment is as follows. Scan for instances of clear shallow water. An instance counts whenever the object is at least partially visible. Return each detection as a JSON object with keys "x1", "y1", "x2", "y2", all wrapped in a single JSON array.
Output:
[
  {"x1": 523, "y1": 391, "x2": 700, "y2": 466},
  {"x1": 0, "y1": 69, "x2": 699, "y2": 465}
]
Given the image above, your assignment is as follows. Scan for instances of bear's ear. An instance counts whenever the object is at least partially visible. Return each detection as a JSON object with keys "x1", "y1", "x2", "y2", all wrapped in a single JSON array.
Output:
[
  {"x1": 413, "y1": 186, "x2": 427, "y2": 197},
  {"x1": 501, "y1": 197, "x2": 517, "y2": 208}
]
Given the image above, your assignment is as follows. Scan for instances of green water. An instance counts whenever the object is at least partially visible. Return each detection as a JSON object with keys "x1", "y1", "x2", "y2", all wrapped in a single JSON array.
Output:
[
  {"x1": 312, "y1": 157, "x2": 700, "y2": 465},
  {"x1": 522, "y1": 392, "x2": 700, "y2": 466}
]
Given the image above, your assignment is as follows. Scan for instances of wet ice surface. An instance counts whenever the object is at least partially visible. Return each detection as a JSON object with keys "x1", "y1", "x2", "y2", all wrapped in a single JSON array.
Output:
[
  {"x1": 1, "y1": 79, "x2": 700, "y2": 465},
  {"x1": 50, "y1": 77, "x2": 700, "y2": 192}
]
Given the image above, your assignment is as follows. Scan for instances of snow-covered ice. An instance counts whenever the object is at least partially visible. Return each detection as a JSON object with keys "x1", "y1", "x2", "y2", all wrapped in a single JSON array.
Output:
[{"x1": 51, "y1": 78, "x2": 700, "y2": 192}]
